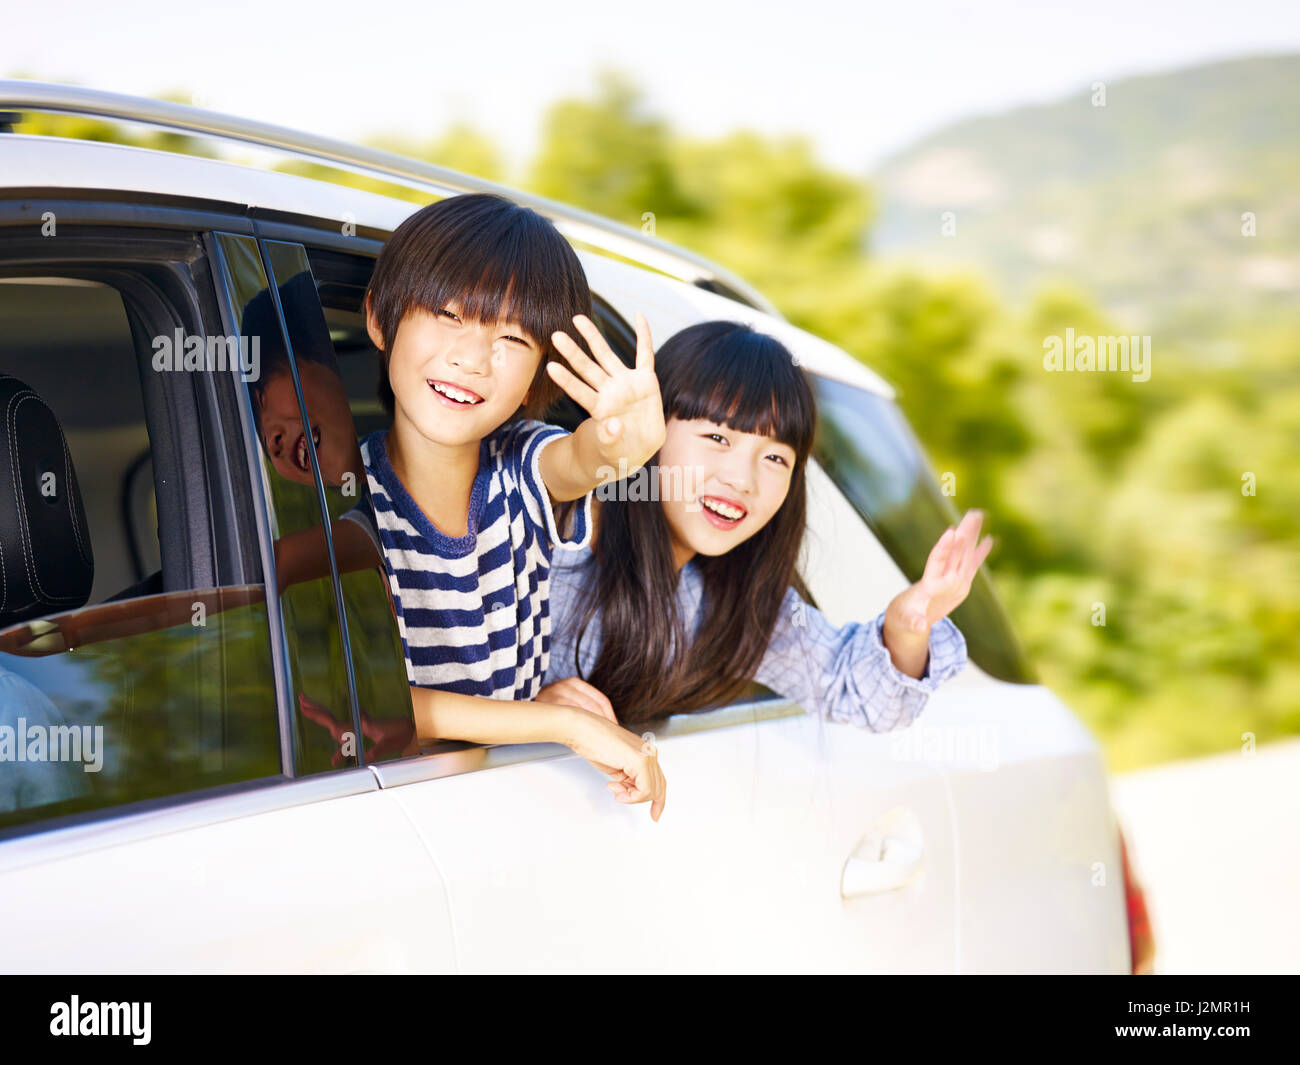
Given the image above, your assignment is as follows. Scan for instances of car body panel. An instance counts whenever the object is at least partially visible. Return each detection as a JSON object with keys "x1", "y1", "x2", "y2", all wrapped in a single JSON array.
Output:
[{"x1": 0, "y1": 778, "x2": 457, "y2": 973}]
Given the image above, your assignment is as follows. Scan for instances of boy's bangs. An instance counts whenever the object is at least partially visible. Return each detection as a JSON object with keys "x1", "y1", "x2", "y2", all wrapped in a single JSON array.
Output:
[{"x1": 398, "y1": 203, "x2": 587, "y2": 355}]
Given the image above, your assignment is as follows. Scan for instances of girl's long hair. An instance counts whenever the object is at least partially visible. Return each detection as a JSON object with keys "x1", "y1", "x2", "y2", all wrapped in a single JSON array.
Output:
[{"x1": 567, "y1": 320, "x2": 817, "y2": 727}]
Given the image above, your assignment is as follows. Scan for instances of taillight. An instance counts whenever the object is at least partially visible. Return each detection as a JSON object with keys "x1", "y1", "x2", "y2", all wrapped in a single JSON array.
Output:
[{"x1": 1119, "y1": 827, "x2": 1155, "y2": 974}]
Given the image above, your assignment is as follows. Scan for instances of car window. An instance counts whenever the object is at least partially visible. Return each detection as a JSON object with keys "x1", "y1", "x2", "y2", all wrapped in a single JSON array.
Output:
[
  {"x1": 0, "y1": 252, "x2": 281, "y2": 837},
  {"x1": 261, "y1": 240, "x2": 415, "y2": 766},
  {"x1": 810, "y1": 374, "x2": 1034, "y2": 683},
  {"x1": 212, "y1": 233, "x2": 415, "y2": 774}
]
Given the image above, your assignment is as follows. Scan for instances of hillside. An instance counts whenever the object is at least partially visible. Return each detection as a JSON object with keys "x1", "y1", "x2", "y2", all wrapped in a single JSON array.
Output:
[{"x1": 870, "y1": 53, "x2": 1300, "y2": 355}]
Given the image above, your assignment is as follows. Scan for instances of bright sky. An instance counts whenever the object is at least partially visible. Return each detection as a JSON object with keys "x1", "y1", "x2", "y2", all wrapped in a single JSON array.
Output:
[{"x1": 5, "y1": 0, "x2": 1299, "y2": 175}]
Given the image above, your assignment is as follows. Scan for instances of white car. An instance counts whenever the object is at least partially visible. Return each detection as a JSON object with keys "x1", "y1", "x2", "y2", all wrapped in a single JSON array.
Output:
[{"x1": 0, "y1": 82, "x2": 1152, "y2": 974}]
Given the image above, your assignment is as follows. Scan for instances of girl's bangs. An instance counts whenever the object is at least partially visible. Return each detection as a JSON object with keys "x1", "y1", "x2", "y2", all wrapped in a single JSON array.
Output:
[{"x1": 664, "y1": 326, "x2": 816, "y2": 457}]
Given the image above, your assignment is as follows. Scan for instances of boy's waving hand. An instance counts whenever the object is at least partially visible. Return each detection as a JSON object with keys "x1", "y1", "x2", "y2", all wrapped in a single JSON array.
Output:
[{"x1": 541, "y1": 312, "x2": 667, "y2": 502}]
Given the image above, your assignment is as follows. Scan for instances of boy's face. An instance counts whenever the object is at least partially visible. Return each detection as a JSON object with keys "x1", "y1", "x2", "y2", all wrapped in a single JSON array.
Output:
[{"x1": 368, "y1": 297, "x2": 542, "y2": 448}]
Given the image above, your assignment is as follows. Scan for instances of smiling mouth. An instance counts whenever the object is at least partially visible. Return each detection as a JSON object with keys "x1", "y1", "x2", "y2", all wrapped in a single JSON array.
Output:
[
  {"x1": 699, "y1": 495, "x2": 747, "y2": 527},
  {"x1": 429, "y1": 379, "x2": 485, "y2": 405},
  {"x1": 293, "y1": 425, "x2": 322, "y2": 473}
]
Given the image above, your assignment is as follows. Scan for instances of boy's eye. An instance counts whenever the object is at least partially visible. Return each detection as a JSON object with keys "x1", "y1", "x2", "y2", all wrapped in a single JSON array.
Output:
[
  {"x1": 502, "y1": 335, "x2": 530, "y2": 346},
  {"x1": 438, "y1": 309, "x2": 461, "y2": 322}
]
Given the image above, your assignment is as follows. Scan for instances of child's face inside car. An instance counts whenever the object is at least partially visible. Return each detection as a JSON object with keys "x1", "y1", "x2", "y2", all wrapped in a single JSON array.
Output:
[
  {"x1": 257, "y1": 361, "x2": 363, "y2": 487},
  {"x1": 656, "y1": 416, "x2": 797, "y2": 563},
  {"x1": 372, "y1": 298, "x2": 542, "y2": 448}
]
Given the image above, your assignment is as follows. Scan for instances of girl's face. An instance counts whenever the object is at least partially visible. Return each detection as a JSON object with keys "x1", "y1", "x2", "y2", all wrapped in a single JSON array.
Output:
[
  {"x1": 370, "y1": 296, "x2": 542, "y2": 450},
  {"x1": 656, "y1": 415, "x2": 797, "y2": 567}
]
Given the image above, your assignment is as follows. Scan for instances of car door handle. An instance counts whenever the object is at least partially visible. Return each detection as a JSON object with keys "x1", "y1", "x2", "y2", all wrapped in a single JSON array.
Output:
[{"x1": 841, "y1": 810, "x2": 924, "y2": 897}]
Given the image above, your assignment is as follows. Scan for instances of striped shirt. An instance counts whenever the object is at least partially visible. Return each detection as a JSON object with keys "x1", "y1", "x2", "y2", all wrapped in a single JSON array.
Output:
[
  {"x1": 544, "y1": 544, "x2": 967, "y2": 730},
  {"x1": 358, "y1": 421, "x2": 592, "y2": 699}
]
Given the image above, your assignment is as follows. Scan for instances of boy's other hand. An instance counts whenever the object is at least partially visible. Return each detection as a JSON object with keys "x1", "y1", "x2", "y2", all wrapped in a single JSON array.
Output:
[
  {"x1": 561, "y1": 706, "x2": 667, "y2": 822},
  {"x1": 548, "y1": 312, "x2": 665, "y2": 470}
]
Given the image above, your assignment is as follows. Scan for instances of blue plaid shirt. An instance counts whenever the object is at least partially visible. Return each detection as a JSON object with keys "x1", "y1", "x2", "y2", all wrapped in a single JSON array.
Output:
[{"x1": 543, "y1": 544, "x2": 967, "y2": 730}]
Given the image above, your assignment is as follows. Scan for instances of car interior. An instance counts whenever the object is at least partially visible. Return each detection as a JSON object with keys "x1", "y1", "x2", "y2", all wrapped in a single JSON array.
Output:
[{"x1": 0, "y1": 276, "x2": 162, "y2": 618}]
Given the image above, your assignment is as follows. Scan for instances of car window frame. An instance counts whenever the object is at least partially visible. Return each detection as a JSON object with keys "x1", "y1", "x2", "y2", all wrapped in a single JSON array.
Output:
[
  {"x1": 271, "y1": 234, "x2": 811, "y2": 789},
  {"x1": 0, "y1": 196, "x2": 305, "y2": 843}
]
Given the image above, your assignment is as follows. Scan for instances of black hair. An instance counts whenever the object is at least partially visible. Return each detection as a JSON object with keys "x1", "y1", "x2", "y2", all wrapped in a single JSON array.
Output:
[
  {"x1": 239, "y1": 270, "x2": 338, "y2": 436},
  {"x1": 569, "y1": 320, "x2": 818, "y2": 726},
  {"x1": 365, "y1": 192, "x2": 592, "y2": 420}
]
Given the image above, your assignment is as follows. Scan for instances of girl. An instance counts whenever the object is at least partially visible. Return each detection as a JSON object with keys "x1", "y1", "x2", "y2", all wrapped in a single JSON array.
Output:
[{"x1": 538, "y1": 320, "x2": 992, "y2": 763}]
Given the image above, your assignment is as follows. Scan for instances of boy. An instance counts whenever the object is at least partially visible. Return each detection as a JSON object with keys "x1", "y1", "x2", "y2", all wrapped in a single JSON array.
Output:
[{"x1": 358, "y1": 193, "x2": 666, "y2": 817}]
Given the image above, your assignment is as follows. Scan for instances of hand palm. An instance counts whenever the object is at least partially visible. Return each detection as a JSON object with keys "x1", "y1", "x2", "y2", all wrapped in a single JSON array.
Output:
[
  {"x1": 547, "y1": 312, "x2": 665, "y2": 464},
  {"x1": 896, "y1": 510, "x2": 994, "y2": 632}
]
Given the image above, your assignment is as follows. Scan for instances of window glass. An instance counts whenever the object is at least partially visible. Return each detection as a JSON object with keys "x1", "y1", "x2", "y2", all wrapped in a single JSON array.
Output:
[
  {"x1": 811, "y1": 374, "x2": 1034, "y2": 683},
  {"x1": 0, "y1": 269, "x2": 279, "y2": 835},
  {"x1": 262, "y1": 241, "x2": 415, "y2": 766},
  {"x1": 214, "y1": 233, "x2": 378, "y2": 774}
]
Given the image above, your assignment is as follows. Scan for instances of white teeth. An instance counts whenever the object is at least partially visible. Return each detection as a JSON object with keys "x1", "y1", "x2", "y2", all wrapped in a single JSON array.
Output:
[
  {"x1": 702, "y1": 497, "x2": 744, "y2": 521},
  {"x1": 432, "y1": 381, "x2": 480, "y2": 404}
]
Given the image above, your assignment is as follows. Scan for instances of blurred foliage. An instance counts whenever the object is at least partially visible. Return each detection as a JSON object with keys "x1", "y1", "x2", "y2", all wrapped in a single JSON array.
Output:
[{"x1": 11, "y1": 65, "x2": 1297, "y2": 772}]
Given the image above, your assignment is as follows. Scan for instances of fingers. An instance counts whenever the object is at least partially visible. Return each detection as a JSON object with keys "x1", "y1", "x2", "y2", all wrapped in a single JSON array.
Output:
[
  {"x1": 568, "y1": 678, "x2": 617, "y2": 723},
  {"x1": 924, "y1": 526, "x2": 957, "y2": 581},
  {"x1": 541, "y1": 678, "x2": 619, "y2": 724},
  {"x1": 940, "y1": 510, "x2": 983, "y2": 579},
  {"x1": 953, "y1": 510, "x2": 983, "y2": 575},
  {"x1": 298, "y1": 693, "x2": 342, "y2": 736},
  {"x1": 965, "y1": 534, "x2": 994, "y2": 578},
  {"x1": 620, "y1": 754, "x2": 666, "y2": 821},
  {"x1": 551, "y1": 318, "x2": 614, "y2": 387},
  {"x1": 568, "y1": 314, "x2": 624, "y2": 377},
  {"x1": 633, "y1": 311, "x2": 654, "y2": 373},
  {"x1": 545, "y1": 359, "x2": 599, "y2": 412}
]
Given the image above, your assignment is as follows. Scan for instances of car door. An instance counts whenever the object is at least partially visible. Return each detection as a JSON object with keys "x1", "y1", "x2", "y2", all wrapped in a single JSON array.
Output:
[{"x1": 0, "y1": 198, "x2": 455, "y2": 973}]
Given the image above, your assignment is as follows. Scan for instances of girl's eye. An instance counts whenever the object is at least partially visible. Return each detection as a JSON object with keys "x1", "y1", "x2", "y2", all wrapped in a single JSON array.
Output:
[
  {"x1": 767, "y1": 454, "x2": 790, "y2": 467},
  {"x1": 503, "y1": 335, "x2": 529, "y2": 346},
  {"x1": 704, "y1": 432, "x2": 728, "y2": 444}
]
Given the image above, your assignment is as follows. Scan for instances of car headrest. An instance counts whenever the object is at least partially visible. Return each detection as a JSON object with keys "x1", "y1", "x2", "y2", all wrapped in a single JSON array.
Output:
[{"x1": 0, "y1": 374, "x2": 94, "y2": 628}]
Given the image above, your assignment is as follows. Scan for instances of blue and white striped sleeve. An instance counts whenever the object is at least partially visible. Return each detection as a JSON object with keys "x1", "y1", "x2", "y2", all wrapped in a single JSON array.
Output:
[
  {"x1": 509, "y1": 420, "x2": 593, "y2": 551},
  {"x1": 754, "y1": 587, "x2": 967, "y2": 731},
  {"x1": 337, "y1": 495, "x2": 382, "y2": 558}
]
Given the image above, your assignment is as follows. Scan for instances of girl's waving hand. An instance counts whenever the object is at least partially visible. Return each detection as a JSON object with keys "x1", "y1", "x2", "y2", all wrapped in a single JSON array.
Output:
[{"x1": 891, "y1": 509, "x2": 995, "y2": 635}]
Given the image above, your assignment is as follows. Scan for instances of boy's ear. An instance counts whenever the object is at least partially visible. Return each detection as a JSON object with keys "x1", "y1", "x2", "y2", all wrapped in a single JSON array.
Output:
[{"x1": 364, "y1": 293, "x2": 386, "y2": 351}]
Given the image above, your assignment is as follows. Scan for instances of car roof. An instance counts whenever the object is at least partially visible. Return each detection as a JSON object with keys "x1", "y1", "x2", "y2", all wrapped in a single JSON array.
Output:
[{"x1": 0, "y1": 132, "x2": 894, "y2": 398}]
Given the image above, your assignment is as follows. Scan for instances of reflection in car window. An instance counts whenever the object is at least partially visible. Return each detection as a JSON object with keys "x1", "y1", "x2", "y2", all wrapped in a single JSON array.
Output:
[
  {"x1": 0, "y1": 273, "x2": 279, "y2": 834},
  {"x1": 263, "y1": 241, "x2": 415, "y2": 767},
  {"x1": 812, "y1": 375, "x2": 1034, "y2": 683},
  {"x1": 219, "y1": 232, "x2": 369, "y2": 775}
]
